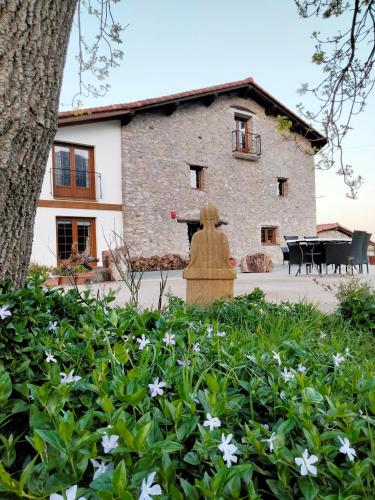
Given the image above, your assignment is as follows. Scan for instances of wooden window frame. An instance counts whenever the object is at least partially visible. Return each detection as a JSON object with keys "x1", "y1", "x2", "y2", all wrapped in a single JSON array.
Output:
[
  {"x1": 52, "y1": 142, "x2": 96, "y2": 200},
  {"x1": 277, "y1": 178, "x2": 288, "y2": 197},
  {"x1": 56, "y1": 216, "x2": 97, "y2": 266},
  {"x1": 261, "y1": 226, "x2": 278, "y2": 245},
  {"x1": 190, "y1": 165, "x2": 204, "y2": 190},
  {"x1": 235, "y1": 116, "x2": 250, "y2": 153}
]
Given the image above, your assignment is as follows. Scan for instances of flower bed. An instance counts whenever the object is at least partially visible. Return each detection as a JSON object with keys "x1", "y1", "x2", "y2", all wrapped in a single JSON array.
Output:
[{"x1": 0, "y1": 278, "x2": 374, "y2": 498}]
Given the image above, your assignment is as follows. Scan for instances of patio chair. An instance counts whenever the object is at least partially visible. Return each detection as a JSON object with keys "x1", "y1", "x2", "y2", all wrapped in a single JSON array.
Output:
[
  {"x1": 325, "y1": 241, "x2": 351, "y2": 274},
  {"x1": 284, "y1": 235, "x2": 298, "y2": 241},
  {"x1": 287, "y1": 241, "x2": 313, "y2": 275},
  {"x1": 280, "y1": 246, "x2": 289, "y2": 265},
  {"x1": 362, "y1": 232, "x2": 372, "y2": 274},
  {"x1": 304, "y1": 236, "x2": 318, "y2": 240}
]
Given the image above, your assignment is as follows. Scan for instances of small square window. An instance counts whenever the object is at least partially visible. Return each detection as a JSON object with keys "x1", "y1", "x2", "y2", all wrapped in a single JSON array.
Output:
[
  {"x1": 277, "y1": 178, "x2": 288, "y2": 197},
  {"x1": 190, "y1": 166, "x2": 204, "y2": 189},
  {"x1": 261, "y1": 226, "x2": 278, "y2": 245}
]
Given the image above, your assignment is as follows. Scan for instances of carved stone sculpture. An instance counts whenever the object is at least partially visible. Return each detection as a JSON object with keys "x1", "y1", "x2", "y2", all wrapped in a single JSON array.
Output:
[{"x1": 183, "y1": 203, "x2": 236, "y2": 306}]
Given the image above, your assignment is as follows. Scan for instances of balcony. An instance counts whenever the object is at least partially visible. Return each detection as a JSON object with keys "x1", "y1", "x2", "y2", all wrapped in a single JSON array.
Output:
[
  {"x1": 50, "y1": 168, "x2": 102, "y2": 200},
  {"x1": 232, "y1": 131, "x2": 261, "y2": 161}
]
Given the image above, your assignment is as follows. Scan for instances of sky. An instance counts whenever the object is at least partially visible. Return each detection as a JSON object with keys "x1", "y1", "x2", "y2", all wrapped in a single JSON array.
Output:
[{"x1": 60, "y1": 0, "x2": 375, "y2": 237}]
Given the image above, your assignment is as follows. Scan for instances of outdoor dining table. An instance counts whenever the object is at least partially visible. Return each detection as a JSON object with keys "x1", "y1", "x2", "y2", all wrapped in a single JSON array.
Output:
[{"x1": 287, "y1": 238, "x2": 351, "y2": 273}]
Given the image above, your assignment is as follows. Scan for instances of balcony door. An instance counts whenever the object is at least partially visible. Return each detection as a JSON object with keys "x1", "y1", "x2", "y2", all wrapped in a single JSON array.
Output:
[
  {"x1": 56, "y1": 217, "x2": 97, "y2": 265},
  {"x1": 53, "y1": 143, "x2": 96, "y2": 199},
  {"x1": 235, "y1": 117, "x2": 250, "y2": 152}
]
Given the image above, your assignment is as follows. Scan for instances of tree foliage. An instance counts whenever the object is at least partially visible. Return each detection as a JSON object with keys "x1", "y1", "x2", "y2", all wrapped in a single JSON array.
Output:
[{"x1": 294, "y1": 0, "x2": 375, "y2": 198}]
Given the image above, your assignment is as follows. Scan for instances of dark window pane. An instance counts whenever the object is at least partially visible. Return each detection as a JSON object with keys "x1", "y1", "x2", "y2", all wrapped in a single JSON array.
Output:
[
  {"x1": 55, "y1": 146, "x2": 71, "y2": 186},
  {"x1": 57, "y1": 221, "x2": 73, "y2": 260},
  {"x1": 75, "y1": 149, "x2": 89, "y2": 188}
]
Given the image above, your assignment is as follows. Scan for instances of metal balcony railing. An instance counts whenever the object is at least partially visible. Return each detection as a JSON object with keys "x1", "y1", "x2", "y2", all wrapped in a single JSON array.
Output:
[
  {"x1": 232, "y1": 131, "x2": 261, "y2": 156},
  {"x1": 50, "y1": 168, "x2": 102, "y2": 200}
]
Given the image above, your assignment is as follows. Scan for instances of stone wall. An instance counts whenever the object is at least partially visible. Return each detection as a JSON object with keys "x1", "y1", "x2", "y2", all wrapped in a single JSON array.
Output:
[{"x1": 121, "y1": 94, "x2": 317, "y2": 263}]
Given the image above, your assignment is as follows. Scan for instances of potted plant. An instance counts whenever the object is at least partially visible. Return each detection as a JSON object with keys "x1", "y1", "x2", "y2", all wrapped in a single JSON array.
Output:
[{"x1": 229, "y1": 257, "x2": 237, "y2": 268}]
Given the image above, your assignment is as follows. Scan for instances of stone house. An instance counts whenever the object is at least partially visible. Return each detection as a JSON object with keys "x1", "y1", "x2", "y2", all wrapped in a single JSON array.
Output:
[
  {"x1": 317, "y1": 223, "x2": 375, "y2": 255},
  {"x1": 31, "y1": 76, "x2": 326, "y2": 267}
]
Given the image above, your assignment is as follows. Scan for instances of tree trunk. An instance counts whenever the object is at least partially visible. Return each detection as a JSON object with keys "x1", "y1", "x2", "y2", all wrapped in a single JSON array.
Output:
[{"x1": 0, "y1": 0, "x2": 78, "y2": 287}]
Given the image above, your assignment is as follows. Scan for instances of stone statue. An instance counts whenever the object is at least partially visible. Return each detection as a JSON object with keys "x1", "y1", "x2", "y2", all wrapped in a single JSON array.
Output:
[{"x1": 183, "y1": 202, "x2": 236, "y2": 306}]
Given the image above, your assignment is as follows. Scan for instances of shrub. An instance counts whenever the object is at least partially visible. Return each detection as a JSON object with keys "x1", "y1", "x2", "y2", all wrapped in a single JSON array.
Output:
[
  {"x1": 0, "y1": 278, "x2": 374, "y2": 498},
  {"x1": 53, "y1": 264, "x2": 90, "y2": 276},
  {"x1": 28, "y1": 262, "x2": 54, "y2": 279},
  {"x1": 336, "y1": 277, "x2": 375, "y2": 332}
]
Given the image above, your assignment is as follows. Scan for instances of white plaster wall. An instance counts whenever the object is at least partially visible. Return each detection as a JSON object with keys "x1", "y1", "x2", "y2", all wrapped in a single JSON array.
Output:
[
  {"x1": 40, "y1": 120, "x2": 122, "y2": 203},
  {"x1": 31, "y1": 208, "x2": 123, "y2": 267}
]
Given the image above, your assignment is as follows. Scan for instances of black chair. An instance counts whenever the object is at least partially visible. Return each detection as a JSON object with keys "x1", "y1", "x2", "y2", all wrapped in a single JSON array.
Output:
[
  {"x1": 350, "y1": 231, "x2": 368, "y2": 271},
  {"x1": 304, "y1": 236, "x2": 318, "y2": 240},
  {"x1": 362, "y1": 232, "x2": 372, "y2": 273},
  {"x1": 287, "y1": 241, "x2": 313, "y2": 275},
  {"x1": 325, "y1": 241, "x2": 351, "y2": 274},
  {"x1": 281, "y1": 246, "x2": 289, "y2": 265},
  {"x1": 284, "y1": 235, "x2": 298, "y2": 241}
]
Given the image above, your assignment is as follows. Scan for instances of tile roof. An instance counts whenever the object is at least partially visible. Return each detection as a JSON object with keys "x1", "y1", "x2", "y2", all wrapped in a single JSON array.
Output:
[
  {"x1": 58, "y1": 76, "x2": 326, "y2": 147},
  {"x1": 317, "y1": 223, "x2": 375, "y2": 246}
]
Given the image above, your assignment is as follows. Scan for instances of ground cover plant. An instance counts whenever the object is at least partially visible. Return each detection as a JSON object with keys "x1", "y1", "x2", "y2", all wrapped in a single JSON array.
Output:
[{"x1": 0, "y1": 277, "x2": 374, "y2": 499}]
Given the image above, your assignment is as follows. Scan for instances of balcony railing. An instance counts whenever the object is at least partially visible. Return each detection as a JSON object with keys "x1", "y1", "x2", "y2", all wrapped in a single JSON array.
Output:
[
  {"x1": 50, "y1": 168, "x2": 102, "y2": 200},
  {"x1": 232, "y1": 131, "x2": 261, "y2": 156}
]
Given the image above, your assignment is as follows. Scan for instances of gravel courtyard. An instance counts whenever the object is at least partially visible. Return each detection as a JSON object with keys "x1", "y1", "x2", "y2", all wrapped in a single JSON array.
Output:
[{"x1": 80, "y1": 265, "x2": 375, "y2": 312}]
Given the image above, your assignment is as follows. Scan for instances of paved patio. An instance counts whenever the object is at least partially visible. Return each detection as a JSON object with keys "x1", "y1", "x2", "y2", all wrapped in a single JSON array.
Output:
[{"x1": 81, "y1": 265, "x2": 375, "y2": 312}]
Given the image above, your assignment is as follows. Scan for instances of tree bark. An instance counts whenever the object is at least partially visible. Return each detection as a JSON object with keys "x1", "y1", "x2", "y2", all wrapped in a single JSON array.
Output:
[{"x1": 0, "y1": 0, "x2": 78, "y2": 287}]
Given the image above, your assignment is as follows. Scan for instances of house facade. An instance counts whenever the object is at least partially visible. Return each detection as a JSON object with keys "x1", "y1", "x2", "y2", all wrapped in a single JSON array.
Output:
[{"x1": 31, "y1": 77, "x2": 326, "y2": 268}]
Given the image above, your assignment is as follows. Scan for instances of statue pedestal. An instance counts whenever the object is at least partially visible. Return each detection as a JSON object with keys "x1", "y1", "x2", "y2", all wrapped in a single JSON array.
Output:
[{"x1": 183, "y1": 268, "x2": 236, "y2": 307}]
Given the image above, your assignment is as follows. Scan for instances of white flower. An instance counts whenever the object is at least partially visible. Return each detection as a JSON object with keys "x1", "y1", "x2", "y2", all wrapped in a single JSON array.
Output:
[
  {"x1": 279, "y1": 390, "x2": 286, "y2": 400},
  {"x1": 295, "y1": 449, "x2": 318, "y2": 476},
  {"x1": 345, "y1": 347, "x2": 351, "y2": 357},
  {"x1": 90, "y1": 459, "x2": 114, "y2": 480},
  {"x1": 60, "y1": 371, "x2": 81, "y2": 384},
  {"x1": 262, "y1": 424, "x2": 270, "y2": 430},
  {"x1": 272, "y1": 351, "x2": 281, "y2": 365},
  {"x1": 216, "y1": 331, "x2": 226, "y2": 337},
  {"x1": 139, "y1": 472, "x2": 162, "y2": 500},
  {"x1": 333, "y1": 353, "x2": 345, "y2": 367},
  {"x1": 281, "y1": 367, "x2": 294, "y2": 382},
  {"x1": 48, "y1": 321, "x2": 58, "y2": 332},
  {"x1": 297, "y1": 364, "x2": 307, "y2": 373},
  {"x1": 162, "y1": 332, "x2": 175, "y2": 345},
  {"x1": 50, "y1": 485, "x2": 86, "y2": 500},
  {"x1": 206, "y1": 325, "x2": 213, "y2": 337},
  {"x1": 246, "y1": 354, "x2": 256, "y2": 362},
  {"x1": 148, "y1": 378, "x2": 166, "y2": 397},
  {"x1": 203, "y1": 413, "x2": 221, "y2": 431},
  {"x1": 0, "y1": 304, "x2": 11, "y2": 320},
  {"x1": 137, "y1": 334, "x2": 150, "y2": 350},
  {"x1": 265, "y1": 432, "x2": 276, "y2": 452},
  {"x1": 338, "y1": 437, "x2": 356, "y2": 461},
  {"x1": 218, "y1": 433, "x2": 238, "y2": 468},
  {"x1": 177, "y1": 359, "x2": 191, "y2": 367},
  {"x1": 45, "y1": 352, "x2": 57, "y2": 363},
  {"x1": 188, "y1": 322, "x2": 196, "y2": 329},
  {"x1": 101, "y1": 434, "x2": 119, "y2": 454},
  {"x1": 319, "y1": 331, "x2": 326, "y2": 339},
  {"x1": 193, "y1": 342, "x2": 200, "y2": 352}
]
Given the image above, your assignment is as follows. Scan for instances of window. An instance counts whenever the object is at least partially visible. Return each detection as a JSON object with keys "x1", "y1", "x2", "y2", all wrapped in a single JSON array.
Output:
[
  {"x1": 277, "y1": 178, "x2": 288, "y2": 197},
  {"x1": 56, "y1": 217, "x2": 96, "y2": 263},
  {"x1": 234, "y1": 117, "x2": 250, "y2": 152},
  {"x1": 190, "y1": 166, "x2": 204, "y2": 189},
  {"x1": 53, "y1": 143, "x2": 96, "y2": 199},
  {"x1": 261, "y1": 226, "x2": 278, "y2": 245},
  {"x1": 187, "y1": 222, "x2": 202, "y2": 245}
]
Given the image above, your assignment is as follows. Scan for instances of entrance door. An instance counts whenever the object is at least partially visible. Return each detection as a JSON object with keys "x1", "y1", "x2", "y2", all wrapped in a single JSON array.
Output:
[
  {"x1": 56, "y1": 217, "x2": 97, "y2": 264},
  {"x1": 187, "y1": 222, "x2": 202, "y2": 246}
]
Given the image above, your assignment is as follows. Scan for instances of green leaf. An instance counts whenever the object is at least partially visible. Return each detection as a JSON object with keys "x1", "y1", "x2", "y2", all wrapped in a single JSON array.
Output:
[
  {"x1": 205, "y1": 373, "x2": 220, "y2": 394},
  {"x1": 0, "y1": 372, "x2": 12, "y2": 405},
  {"x1": 135, "y1": 421, "x2": 153, "y2": 452},
  {"x1": 303, "y1": 387, "x2": 323, "y2": 403},
  {"x1": 59, "y1": 411, "x2": 74, "y2": 444},
  {"x1": 180, "y1": 478, "x2": 199, "y2": 499},
  {"x1": 112, "y1": 459, "x2": 127, "y2": 495},
  {"x1": 34, "y1": 429, "x2": 66, "y2": 455},
  {"x1": 19, "y1": 456, "x2": 37, "y2": 491},
  {"x1": 0, "y1": 461, "x2": 20, "y2": 493},
  {"x1": 183, "y1": 451, "x2": 200, "y2": 465},
  {"x1": 299, "y1": 477, "x2": 319, "y2": 499}
]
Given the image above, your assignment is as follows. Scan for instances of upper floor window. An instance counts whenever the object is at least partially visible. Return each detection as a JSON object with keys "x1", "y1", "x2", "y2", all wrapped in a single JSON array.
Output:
[
  {"x1": 277, "y1": 178, "x2": 288, "y2": 197},
  {"x1": 190, "y1": 165, "x2": 204, "y2": 189},
  {"x1": 234, "y1": 117, "x2": 250, "y2": 152},
  {"x1": 261, "y1": 226, "x2": 278, "y2": 245},
  {"x1": 52, "y1": 143, "x2": 96, "y2": 200}
]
